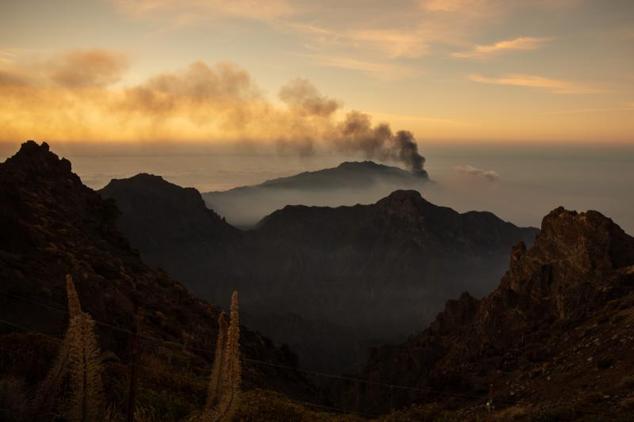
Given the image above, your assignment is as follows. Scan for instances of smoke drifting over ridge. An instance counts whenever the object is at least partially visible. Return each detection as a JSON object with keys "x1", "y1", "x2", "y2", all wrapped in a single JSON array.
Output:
[
  {"x1": 336, "y1": 112, "x2": 425, "y2": 173},
  {"x1": 277, "y1": 79, "x2": 426, "y2": 173},
  {"x1": 0, "y1": 51, "x2": 426, "y2": 172}
]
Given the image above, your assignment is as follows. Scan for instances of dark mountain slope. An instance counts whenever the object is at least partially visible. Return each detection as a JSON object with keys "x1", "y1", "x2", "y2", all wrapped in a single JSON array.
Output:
[
  {"x1": 203, "y1": 160, "x2": 429, "y2": 226},
  {"x1": 103, "y1": 174, "x2": 537, "y2": 371},
  {"x1": 0, "y1": 141, "x2": 309, "y2": 417},
  {"x1": 101, "y1": 173, "x2": 241, "y2": 298},
  {"x1": 361, "y1": 207, "x2": 634, "y2": 419}
]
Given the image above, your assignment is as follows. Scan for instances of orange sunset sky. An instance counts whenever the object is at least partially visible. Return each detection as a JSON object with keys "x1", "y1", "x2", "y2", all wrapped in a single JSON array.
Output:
[{"x1": 1, "y1": 0, "x2": 633, "y2": 146}]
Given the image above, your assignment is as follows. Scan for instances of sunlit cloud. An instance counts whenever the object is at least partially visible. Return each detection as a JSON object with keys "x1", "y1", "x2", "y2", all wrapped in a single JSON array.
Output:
[
  {"x1": 0, "y1": 49, "x2": 425, "y2": 168},
  {"x1": 420, "y1": 0, "x2": 500, "y2": 13},
  {"x1": 452, "y1": 36, "x2": 551, "y2": 59},
  {"x1": 48, "y1": 49, "x2": 129, "y2": 88},
  {"x1": 305, "y1": 54, "x2": 419, "y2": 80},
  {"x1": 468, "y1": 73, "x2": 604, "y2": 94},
  {"x1": 113, "y1": 0, "x2": 295, "y2": 22},
  {"x1": 0, "y1": 49, "x2": 17, "y2": 65},
  {"x1": 547, "y1": 103, "x2": 634, "y2": 115},
  {"x1": 422, "y1": 0, "x2": 582, "y2": 14},
  {"x1": 346, "y1": 29, "x2": 428, "y2": 59}
]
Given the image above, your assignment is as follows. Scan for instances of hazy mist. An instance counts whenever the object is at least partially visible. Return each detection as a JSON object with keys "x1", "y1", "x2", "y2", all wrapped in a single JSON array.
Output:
[{"x1": 1, "y1": 141, "x2": 632, "y2": 233}]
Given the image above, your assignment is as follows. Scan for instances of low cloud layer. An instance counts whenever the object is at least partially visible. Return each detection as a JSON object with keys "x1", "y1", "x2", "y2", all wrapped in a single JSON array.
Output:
[
  {"x1": 0, "y1": 49, "x2": 426, "y2": 172},
  {"x1": 454, "y1": 164, "x2": 499, "y2": 182}
]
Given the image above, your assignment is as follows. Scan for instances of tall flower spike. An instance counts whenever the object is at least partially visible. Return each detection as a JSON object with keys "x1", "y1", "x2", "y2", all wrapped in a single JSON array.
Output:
[
  {"x1": 219, "y1": 291, "x2": 241, "y2": 420},
  {"x1": 199, "y1": 292, "x2": 241, "y2": 422},
  {"x1": 205, "y1": 311, "x2": 227, "y2": 411},
  {"x1": 67, "y1": 313, "x2": 105, "y2": 422},
  {"x1": 66, "y1": 274, "x2": 82, "y2": 319}
]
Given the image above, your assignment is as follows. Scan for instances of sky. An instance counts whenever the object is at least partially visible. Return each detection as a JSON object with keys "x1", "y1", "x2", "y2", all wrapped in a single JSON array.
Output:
[{"x1": 1, "y1": 0, "x2": 633, "y2": 147}]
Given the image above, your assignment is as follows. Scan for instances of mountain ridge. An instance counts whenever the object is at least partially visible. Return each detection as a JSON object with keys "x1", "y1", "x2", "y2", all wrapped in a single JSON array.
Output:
[
  {"x1": 102, "y1": 171, "x2": 538, "y2": 371},
  {"x1": 0, "y1": 141, "x2": 310, "y2": 417},
  {"x1": 203, "y1": 160, "x2": 430, "y2": 226}
]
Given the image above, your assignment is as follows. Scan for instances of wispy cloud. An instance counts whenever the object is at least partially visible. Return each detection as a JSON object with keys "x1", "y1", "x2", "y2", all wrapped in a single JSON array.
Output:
[
  {"x1": 113, "y1": 0, "x2": 295, "y2": 22},
  {"x1": 0, "y1": 50, "x2": 17, "y2": 64},
  {"x1": 346, "y1": 29, "x2": 428, "y2": 59},
  {"x1": 453, "y1": 36, "x2": 551, "y2": 58},
  {"x1": 547, "y1": 103, "x2": 634, "y2": 115},
  {"x1": 468, "y1": 73, "x2": 604, "y2": 94},
  {"x1": 305, "y1": 54, "x2": 419, "y2": 80},
  {"x1": 454, "y1": 164, "x2": 499, "y2": 182}
]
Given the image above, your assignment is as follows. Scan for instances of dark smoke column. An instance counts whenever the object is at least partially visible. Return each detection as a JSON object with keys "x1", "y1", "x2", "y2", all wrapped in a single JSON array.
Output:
[
  {"x1": 393, "y1": 130, "x2": 426, "y2": 176},
  {"x1": 335, "y1": 112, "x2": 428, "y2": 177}
]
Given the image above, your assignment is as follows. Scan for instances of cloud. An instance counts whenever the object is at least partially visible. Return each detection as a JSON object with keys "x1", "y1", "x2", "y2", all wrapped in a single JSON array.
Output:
[
  {"x1": 454, "y1": 164, "x2": 499, "y2": 181},
  {"x1": 279, "y1": 79, "x2": 340, "y2": 117},
  {"x1": 546, "y1": 103, "x2": 634, "y2": 115},
  {"x1": 346, "y1": 29, "x2": 428, "y2": 59},
  {"x1": 468, "y1": 73, "x2": 604, "y2": 94},
  {"x1": 0, "y1": 49, "x2": 18, "y2": 65},
  {"x1": 305, "y1": 54, "x2": 419, "y2": 79},
  {"x1": 113, "y1": 0, "x2": 295, "y2": 22},
  {"x1": 421, "y1": 0, "x2": 498, "y2": 14},
  {"x1": 0, "y1": 50, "x2": 427, "y2": 171},
  {"x1": 48, "y1": 49, "x2": 129, "y2": 88},
  {"x1": 0, "y1": 49, "x2": 128, "y2": 89},
  {"x1": 109, "y1": 0, "x2": 583, "y2": 83},
  {"x1": 452, "y1": 36, "x2": 551, "y2": 58}
]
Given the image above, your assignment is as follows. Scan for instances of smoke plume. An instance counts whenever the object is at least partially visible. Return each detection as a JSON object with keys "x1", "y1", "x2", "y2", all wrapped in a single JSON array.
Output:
[
  {"x1": 0, "y1": 51, "x2": 426, "y2": 173},
  {"x1": 335, "y1": 112, "x2": 426, "y2": 173}
]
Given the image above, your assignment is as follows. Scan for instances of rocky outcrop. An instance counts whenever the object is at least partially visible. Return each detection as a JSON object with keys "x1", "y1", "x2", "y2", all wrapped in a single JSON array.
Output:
[{"x1": 361, "y1": 206, "x2": 634, "y2": 418}]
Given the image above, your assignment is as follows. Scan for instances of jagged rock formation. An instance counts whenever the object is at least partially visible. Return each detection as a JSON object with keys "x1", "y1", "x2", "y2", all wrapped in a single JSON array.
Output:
[
  {"x1": 0, "y1": 141, "x2": 310, "y2": 417},
  {"x1": 361, "y1": 207, "x2": 634, "y2": 418},
  {"x1": 101, "y1": 173, "x2": 537, "y2": 371},
  {"x1": 202, "y1": 160, "x2": 429, "y2": 226}
]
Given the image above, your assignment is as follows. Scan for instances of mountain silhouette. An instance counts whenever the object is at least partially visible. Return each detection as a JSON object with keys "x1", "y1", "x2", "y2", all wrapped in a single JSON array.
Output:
[
  {"x1": 103, "y1": 173, "x2": 537, "y2": 371},
  {"x1": 203, "y1": 160, "x2": 429, "y2": 226}
]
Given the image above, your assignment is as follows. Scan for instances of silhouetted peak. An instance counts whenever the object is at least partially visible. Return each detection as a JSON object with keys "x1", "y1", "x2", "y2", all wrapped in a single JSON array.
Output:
[
  {"x1": 128, "y1": 172, "x2": 166, "y2": 183},
  {"x1": 376, "y1": 189, "x2": 433, "y2": 212},
  {"x1": 104, "y1": 173, "x2": 200, "y2": 199},
  {"x1": 4, "y1": 140, "x2": 72, "y2": 177},
  {"x1": 337, "y1": 160, "x2": 386, "y2": 170},
  {"x1": 335, "y1": 160, "x2": 428, "y2": 178},
  {"x1": 100, "y1": 172, "x2": 238, "y2": 242},
  {"x1": 20, "y1": 139, "x2": 49, "y2": 153}
]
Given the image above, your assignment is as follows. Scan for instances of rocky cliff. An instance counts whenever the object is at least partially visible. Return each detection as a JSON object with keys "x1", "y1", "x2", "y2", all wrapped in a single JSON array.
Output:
[{"x1": 361, "y1": 207, "x2": 634, "y2": 419}]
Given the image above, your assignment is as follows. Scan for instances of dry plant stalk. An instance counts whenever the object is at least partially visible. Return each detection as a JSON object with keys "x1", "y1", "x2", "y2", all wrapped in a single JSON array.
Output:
[
  {"x1": 31, "y1": 274, "x2": 105, "y2": 421},
  {"x1": 67, "y1": 312, "x2": 105, "y2": 421},
  {"x1": 201, "y1": 291, "x2": 241, "y2": 422},
  {"x1": 205, "y1": 311, "x2": 227, "y2": 411}
]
